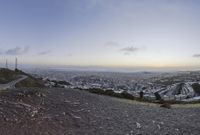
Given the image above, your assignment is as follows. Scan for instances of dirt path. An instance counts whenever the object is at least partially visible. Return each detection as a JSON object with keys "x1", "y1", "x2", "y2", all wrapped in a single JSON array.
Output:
[{"x1": 0, "y1": 88, "x2": 199, "y2": 135}]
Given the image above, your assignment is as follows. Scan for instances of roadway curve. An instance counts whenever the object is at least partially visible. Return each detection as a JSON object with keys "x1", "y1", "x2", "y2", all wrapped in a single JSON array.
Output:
[{"x1": 0, "y1": 75, "x2": 27, "y2": 90}]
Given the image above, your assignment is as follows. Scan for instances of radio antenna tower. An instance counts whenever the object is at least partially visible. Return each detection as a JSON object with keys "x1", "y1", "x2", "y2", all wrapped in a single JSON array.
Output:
[
  {"x1": 15, "y1": 57, "x2": 18, "y2": 71},
  {"x1": 6, "y1": 59, "x2": 8, "y2": 69}
]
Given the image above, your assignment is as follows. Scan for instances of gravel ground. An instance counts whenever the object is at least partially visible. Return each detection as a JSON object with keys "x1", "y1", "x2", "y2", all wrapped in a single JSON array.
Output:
[{"x1": 0, "y1": 88, "x2": 199, "y2": 135}]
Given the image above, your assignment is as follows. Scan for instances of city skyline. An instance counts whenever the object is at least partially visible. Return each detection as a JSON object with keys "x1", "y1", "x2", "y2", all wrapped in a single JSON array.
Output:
[{"x1": 0, "y1": 0, "x2": 200, "y2": 71}]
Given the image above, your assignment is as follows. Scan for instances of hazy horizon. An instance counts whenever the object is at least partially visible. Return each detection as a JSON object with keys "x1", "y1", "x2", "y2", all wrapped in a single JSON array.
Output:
[
  {"x1": 1, "y1": 0, "x2": 200, "y2": 71},
  {"x1": 1, "y1": 62, "x2": 199, "y2": 73}
]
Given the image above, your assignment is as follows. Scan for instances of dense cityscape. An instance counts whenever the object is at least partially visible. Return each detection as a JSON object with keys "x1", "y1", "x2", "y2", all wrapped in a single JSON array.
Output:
[{"x1": 26, "y1": 68, "x2": 200, "y2": 102}]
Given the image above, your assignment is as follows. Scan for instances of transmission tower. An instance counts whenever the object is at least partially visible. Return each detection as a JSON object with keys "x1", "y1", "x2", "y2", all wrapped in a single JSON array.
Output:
[
  {"x1": 5, "y1": 59, "x2": 8, "y2": 69},
  {"x1": 15, "y1": 57, "x2": 18, "y2": 71}
]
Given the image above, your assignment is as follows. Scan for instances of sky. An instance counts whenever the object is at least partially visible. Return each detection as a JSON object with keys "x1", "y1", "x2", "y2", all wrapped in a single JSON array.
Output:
[{"x1": 0, "y1": 0, "x2": 200, "y2": 71}]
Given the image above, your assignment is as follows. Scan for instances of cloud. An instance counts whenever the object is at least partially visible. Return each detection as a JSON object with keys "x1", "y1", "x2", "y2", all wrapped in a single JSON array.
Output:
[
  {"x1": 193, "y1": 54, "x2": 200, "y2": 58},
  {"x1": 105, "y1": 41, "x2": 120, "y2": 48},
  {"x1": 37, "y1": 50, "x2": 51, "y2": 55},
  {"x1": 5, "y1": 46, "x2": 29, "y2": 55},
  {"x1": 120, "y1": 46, "x2": 139, "y2": 55}
]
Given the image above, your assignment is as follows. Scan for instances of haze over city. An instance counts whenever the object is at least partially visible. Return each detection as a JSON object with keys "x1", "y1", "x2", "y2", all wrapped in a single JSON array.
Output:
[{"x1": 0, "y1": 0, "x2": 200, "y2": 71}]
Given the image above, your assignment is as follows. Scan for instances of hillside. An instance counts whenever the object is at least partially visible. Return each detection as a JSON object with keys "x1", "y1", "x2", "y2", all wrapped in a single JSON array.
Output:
[
  {"x1": 0, "y1": 88, "x2": 199, "y2": 135},
  {"x1": 0, "y1": 68, "x2": 45, "y2": 89},
  {"x1": 0, "y1": 68, "x2": 200, "y2": 134},
  {"x1": 0, "y1": 68, "x2": 21, "y2": 84},
  {"x1": 15, "y1": 76, "x2": 45, "y2": 88}
]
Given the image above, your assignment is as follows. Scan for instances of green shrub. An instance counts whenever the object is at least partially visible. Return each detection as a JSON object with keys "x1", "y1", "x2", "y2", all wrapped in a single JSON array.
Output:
[
  {"x1": 104, "y1": 90, "x2": 116, "y2": 96},
  {"x1": 57, "y1": 81, "x2": 71, "y2": 86},
  {"x1": 85, "y1": 88, "x2": 134, "y2": 100},
  {"x1": 160, "y1": 103, "x2": 171, "y2": 109},
  {"x1": 120, "y1": 91, "x2": 134, "y2": 100}
]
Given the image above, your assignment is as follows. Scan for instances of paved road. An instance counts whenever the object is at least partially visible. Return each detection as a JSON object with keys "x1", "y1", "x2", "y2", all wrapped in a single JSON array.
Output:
[{"x1": 0, "y1": 75, "x2": 27, "y2": 90}]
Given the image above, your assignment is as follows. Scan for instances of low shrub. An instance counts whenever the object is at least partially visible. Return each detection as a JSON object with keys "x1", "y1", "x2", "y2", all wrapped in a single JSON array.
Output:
[
  {"x1": 120, "y1": 91, "x2": 134, "y2": 100},
  {"x1": 160, "y1": 102, "x2": 172, "y2": 109},
  {"x1": 84, "y1": 88, "x2": 134, "y2": 100},
  {"x1": 192, "y1": 83, "x2": 200, "y2": 95},
  {"x1": 154, "y1": 92, "x2": 162, "y2": 100},
  {"x1": 57, "y1": 81, "x2": 71, "y2": 86}
]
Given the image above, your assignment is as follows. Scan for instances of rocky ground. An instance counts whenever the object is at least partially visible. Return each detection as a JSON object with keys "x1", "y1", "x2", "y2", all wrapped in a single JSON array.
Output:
[{"x1": 0, "y1": 88, "x2": 199, "y2": 135}]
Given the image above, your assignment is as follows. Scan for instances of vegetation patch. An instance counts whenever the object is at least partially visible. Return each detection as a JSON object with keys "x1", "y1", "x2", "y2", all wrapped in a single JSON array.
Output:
[
  {"x1": 160, "y1": 102, "x2": 172, "y2": 109},
  {"x1": 16, "y1": 77, "x2": 45, "y2": 88},
  {"x1": 192, "y1": 83, "x2": 200, "y2": 95},
  {"x1": 55, "y1": 80, "x2": 71, "y2": 86},
  {"x1": 79, "y1": 88, "x2": 200, "y2": 105},
  {"x1": 0, "y1": 68, "x2": 20, "y2": 84},
  {"x1": 50, "y1": 80, "x2": 71, "y2": 88},
  {"x1": 81, "y1": 88, "x2": 135, "y2": 100}
]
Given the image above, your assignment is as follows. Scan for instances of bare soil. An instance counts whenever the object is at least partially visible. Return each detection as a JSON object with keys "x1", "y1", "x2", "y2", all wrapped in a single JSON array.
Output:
[{"x1": 0, "y1": 88, "x2": 199, "y2": 135}]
